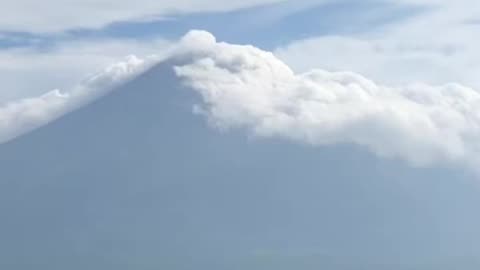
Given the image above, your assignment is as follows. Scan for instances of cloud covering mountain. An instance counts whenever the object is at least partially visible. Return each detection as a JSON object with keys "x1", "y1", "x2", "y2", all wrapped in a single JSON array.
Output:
[
  {"x1": 3, "y1": 30, "x2": 480, "y2": 270},
  {"x1": 0, "y1": 54, "x2": 153, "y2": 143},
  {"x1": 3, "y1": 30, "x2": 480, "y2": 169}
]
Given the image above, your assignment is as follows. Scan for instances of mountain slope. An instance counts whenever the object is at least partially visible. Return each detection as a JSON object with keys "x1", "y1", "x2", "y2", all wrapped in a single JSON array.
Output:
[{"x1": 1, "y1": 58, "x2": 480, "y2": 270}]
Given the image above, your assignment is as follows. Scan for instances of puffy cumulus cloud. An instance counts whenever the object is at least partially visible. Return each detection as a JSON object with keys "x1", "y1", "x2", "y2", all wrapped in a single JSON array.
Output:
[
  {"x1": 2, "y1": 0, "x2": 284, "y2": 32},
  {"x1": 0, "y1": 55, "x2": 153, "y2": 143},
  {"x1": 173, "y1": 31, "x2": 480, "y2": 168},
  {"x1": 3, "y1": 30, "x2": 480, "y2": 170}
]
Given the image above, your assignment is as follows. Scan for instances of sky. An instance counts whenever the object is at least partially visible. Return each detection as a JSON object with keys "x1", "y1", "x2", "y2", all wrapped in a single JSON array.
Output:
[
  {"x1": 0, "y1": 0, "x2": 423, "y2": 101},
  {"x1": 2, "y1": 0, "x2": 480, "y2": 269}
]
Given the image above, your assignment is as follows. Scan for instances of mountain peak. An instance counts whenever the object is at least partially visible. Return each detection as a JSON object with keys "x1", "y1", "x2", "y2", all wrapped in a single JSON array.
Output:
[{"x1": 2, "y1": 30, "x2": 480, "y2": 269}]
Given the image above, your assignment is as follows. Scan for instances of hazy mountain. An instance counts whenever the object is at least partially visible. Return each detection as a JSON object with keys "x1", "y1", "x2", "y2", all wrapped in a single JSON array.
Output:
[{"x1": 1, "y1": 59, "x2": 480, "y2": 269}]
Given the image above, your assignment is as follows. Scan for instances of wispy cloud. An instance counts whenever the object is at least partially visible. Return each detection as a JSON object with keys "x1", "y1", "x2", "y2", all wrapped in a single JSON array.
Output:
[
  {"x1": 2, "y1": 0, "x2": 284, "y2": 32},
  {"x1": 275, "y1": 0, "x2": 480, "y2": 89}
]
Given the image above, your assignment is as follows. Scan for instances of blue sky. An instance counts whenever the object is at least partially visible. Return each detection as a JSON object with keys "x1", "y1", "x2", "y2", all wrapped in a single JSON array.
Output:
[
  {"x1": 0, "y1": 0, "x2": 420, "y2": 49},
  {"x1": 2, "y1": 0, "x2": 480, "y2": 269}
]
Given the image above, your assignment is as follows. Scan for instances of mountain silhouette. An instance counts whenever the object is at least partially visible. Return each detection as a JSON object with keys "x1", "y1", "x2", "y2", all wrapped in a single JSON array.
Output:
[{"x1": 1, "y1": 59, "x2": 480, "y2": 270}]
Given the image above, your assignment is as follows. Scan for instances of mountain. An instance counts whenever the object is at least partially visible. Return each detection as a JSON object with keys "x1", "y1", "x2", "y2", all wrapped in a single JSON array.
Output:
[{"x1": 1, "y1": 58, "x2": 480, "y2": 270}]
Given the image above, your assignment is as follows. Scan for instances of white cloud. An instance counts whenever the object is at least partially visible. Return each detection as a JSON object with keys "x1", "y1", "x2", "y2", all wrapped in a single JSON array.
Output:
[
  {"x1": 4, "y1": 30, "x2": 480, "y2": 171},
  {"x1": 173, "y1": 31, "x2": 480, "y2": 169},
  {"x1": 275, "y1": 0, "x2": 480, "y2": 89},
  {"x1": 2, "y1": 0, "x2": 284, "y2": 33},
  {"x1": 0, "y1": 54, "x2": 155, "y2": 143},
  {"x1": 0, "y1": 38, "x2": 172, "y2": 102}
]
